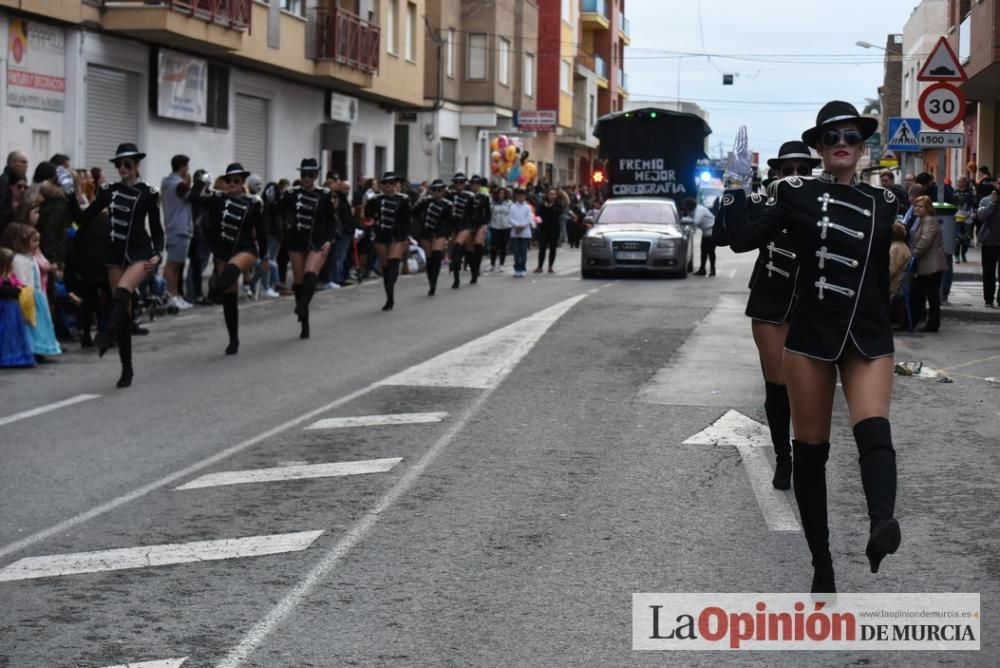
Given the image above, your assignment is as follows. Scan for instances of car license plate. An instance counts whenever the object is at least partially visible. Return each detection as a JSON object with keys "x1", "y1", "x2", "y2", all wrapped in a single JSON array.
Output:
[{"x1": 615, "y1": 251, "x2": 647, "y2": 261}]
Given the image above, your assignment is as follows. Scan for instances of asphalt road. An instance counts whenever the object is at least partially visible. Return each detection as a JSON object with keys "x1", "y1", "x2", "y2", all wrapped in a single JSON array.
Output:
[{"x1": 1, "y1": 248, "x2": 997, "y2": 667}]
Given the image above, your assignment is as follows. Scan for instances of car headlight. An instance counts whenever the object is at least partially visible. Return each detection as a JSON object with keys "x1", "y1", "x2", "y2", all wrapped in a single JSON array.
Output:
[
  {"x1": 585, "y1": 236, "x2": 608, "y2": 248},
  {"x1": 656, "y1": 237, "x2": 676, "y2": 249}
]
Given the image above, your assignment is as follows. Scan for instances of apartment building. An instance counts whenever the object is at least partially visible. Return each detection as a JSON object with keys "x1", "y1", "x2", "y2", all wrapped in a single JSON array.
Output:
[
  {"x1": 948, "y1": 0, "x2": 1000, "y2": 175},
  {"x1": 0, "y1": 0, "x2": 425, "y2": 183},
  {"x1": 528, "y1": 0, "x2": 627, "y2": 186},
  {"x1": 900, "y1": 0, "x2": 948, "y2": 176},
  {"x1": 411, "y1": 0, "x2": 538, "y2": 182}
]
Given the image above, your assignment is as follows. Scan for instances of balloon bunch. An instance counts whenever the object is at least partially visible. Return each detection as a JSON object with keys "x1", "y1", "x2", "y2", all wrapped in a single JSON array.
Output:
[{"x1": 490, "y1": 135, "x2": 539, "y2": 186}]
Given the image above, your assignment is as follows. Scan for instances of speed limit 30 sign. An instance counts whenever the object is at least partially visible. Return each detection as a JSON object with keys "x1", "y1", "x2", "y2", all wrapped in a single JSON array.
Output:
[{"x1": 918, "y1": 82, "x2": 966, "y2": 131}]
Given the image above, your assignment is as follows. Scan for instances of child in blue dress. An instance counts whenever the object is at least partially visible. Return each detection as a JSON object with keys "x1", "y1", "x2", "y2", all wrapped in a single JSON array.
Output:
[
  {"x1": 0, "y1": 246, "x2": 35, "y2": 368},
  {"x1": 4, "y1": 223, "x2": 62, "y2": 360}
]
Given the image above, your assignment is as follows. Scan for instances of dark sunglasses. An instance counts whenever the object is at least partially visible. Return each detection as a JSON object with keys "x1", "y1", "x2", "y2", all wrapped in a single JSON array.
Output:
[
  {"x1": 12, "y1": 182, "x2": 26, "y2": 190},
  {"x1": 301, "y1": 171, "x2": 318, "y2": 179},
  {"x1": 781, "y1": 165, "x2": 812, "y2": 177},
  {"x1": 820, "y1": 129, "x2": 864, "y2": 148},
  {"x1": 114, "y1": 159, "x2": 135, "y2": 169},
  {"x1": 223, "y1": 177, "x2": 244, "y2": 185}
]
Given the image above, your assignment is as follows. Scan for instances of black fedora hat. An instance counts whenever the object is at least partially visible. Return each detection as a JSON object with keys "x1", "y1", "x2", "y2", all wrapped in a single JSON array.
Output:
[
  {"x1": 429, "y1": 179, "x2": 447, "y2": 190},
  {"x1": 223, "y1": 162, "x2": 251, "y2": 178},
  {"x1": 297, "y1": 158, "x2": 320, "y2": 173},
  {"x1": 381, "y1": 171, "x2": 401, "y2": 183},
  {"x1": 110, "y1": 143, "x2": 146, "y2": 163},
  {"x1": 469, "y1": 174, "x2": 484, "y2": 184},
  {"x1": 452, "y1": 172, "x2": 467, "y2": 182},
  {"x1": 801, "y1": 101, "x2": 879, "y2": 148},
  {"x1": 766, "y1": 141, "x2": 822, "y2": 169}
]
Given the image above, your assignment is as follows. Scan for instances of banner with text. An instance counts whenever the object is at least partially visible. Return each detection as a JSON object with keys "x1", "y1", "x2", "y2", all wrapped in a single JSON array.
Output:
[
  {"x1": 156, "y1": 49, "x2": 208, "y2": 123},
  {"x1": 6, "y1": 19, "x2": 65, "y2": 112}
]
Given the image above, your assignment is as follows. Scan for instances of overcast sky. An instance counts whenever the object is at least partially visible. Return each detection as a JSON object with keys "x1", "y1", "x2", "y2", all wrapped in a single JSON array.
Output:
[{"x1": 625, "y1": 0, "x2": 919, "y2": 162}]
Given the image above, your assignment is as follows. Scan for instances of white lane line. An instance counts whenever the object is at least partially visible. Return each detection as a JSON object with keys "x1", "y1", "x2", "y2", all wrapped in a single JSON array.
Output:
[
  {"x1": 0, "y1": 531, "x2": 323, "y2": 583},
  {"x1": 0, "y1": 295, "x2": 594, "y2": 563},
  {"x1": 378, "y1": 294, "x2": 587, "y2": 389},
  {"x1": 172, "y1": 315, "x2": 198, "y2": 323},
  {"x1": 0, "y1": 394, "x2": 100, "y2": 428},
  {"x1": 684, "y1": 410, "x2": 800, "y2": 532},
  {"x1": 98, "y1": 659, "x2": 187, "y2": 668},
  {"x1": 176, "y1": 458, "x2": 402, "y2": 491},
  {"x1": 304, "y1": 412, "x2": 447, "y2": 431},
  {"x1": 216, "y1": 294, "x2": 589, "y2": 668}
]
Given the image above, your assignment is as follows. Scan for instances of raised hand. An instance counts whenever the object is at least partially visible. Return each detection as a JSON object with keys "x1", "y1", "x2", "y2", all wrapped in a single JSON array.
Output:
[{"x1": 724, "y1": 125, "x2": 753, "y2": 191}]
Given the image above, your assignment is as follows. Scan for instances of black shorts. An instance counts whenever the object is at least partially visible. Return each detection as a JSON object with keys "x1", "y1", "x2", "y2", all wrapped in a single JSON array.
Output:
[
  {"x1": 285, "y1": 231, "x2": 327, "y2": 254},
  {"x1": 420, "y1": 228, "x2": 450, "y2": 241},
  {"x1": 104, "y1": 243, "x2": 156, "y2": 268},
  {"x1": 374, "y1": 228, "x2": 409, "y2": 245},
  {"x1": 212, "y1": 242, "x2": 258, "y2": 263}
]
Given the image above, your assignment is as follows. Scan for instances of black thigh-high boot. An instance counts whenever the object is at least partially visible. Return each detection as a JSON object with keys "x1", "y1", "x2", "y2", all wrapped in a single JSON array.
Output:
[
  {"x1": 470, "y1": 244, "x2": 484, "y2": 284},
  {"x1": 428, "y1": 250, "x2": 443, "y2": 296},
  {"x1": 765, "y1": 382, "x2": 793, "y2": 490},
  {"x1": 292, "y1": 283, "x2": 302, "y2": 321},
  {"x1": 222, "y1": 292, "x2": 239, "y2": 355},
  {"x1": 96, "y1": 287, "x2": 131, "y2": 357},
  {"x1": 209, "y1": 262, "x2": 242, "y2": 303},
  {"x1": 299, "y1": 272, "x2": 318, "y2": 339},
  {"x1": 792, "y1": 440, "x2": 835, "y2": 594},
  {"x1": 853, "y1": 417, "x2": 900, "y2": 573},
  {"x1": 450, "y1": 243, "x2": 464, "y2": 289},
  {"x1": 383, "y1": 258, "x2": 401, "y2": 310},
  {"x1": 116, "y1": 312, "x2": 133, "y2": 388}
]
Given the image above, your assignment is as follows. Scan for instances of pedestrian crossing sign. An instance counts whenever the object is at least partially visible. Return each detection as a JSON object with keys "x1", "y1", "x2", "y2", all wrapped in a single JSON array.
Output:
[{"x1": 886, "y1": 117, "x2": 921, "y2": 152}]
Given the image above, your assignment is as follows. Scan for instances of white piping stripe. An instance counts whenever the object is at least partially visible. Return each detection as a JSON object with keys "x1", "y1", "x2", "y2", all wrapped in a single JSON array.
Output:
[
  {"x1": 176, "y1": 458, "x2": 402, "y2": 490},
  {"x1": 0, "y1": 531, "x2": 323, "y2": 582},
  {"x1": 304, "y1": 412, "x2": 447, "y2": 431},
  {"x1": 0, "y1": 394, "x2": 101, "y2": 428}
]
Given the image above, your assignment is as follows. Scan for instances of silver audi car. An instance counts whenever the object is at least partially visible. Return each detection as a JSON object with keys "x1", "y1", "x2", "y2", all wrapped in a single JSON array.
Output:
[{"x1": 580, "y1": 198, "x2": 696, "y2": 278}]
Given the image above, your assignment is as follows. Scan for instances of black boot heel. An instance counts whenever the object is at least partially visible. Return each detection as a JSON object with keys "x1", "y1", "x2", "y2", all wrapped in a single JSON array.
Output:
[
  {"x1": 95, "y1": 332, "x2": 111, "y2": 357},
  {"x1": 811, "y1": 560, "x2": 836, "y2": 594},
  {"x1": 772, "y1": 457, "x2": 792, "y2": 490},
  {"x1": 225, "y1": 340, "x2": 239, "y2": 355},
  {"x1": 116, "y1": 365, "x2": 133, "y2": 388},
  {"x1": 866, "y1": 518, "x2": 901, "y2": 573}
]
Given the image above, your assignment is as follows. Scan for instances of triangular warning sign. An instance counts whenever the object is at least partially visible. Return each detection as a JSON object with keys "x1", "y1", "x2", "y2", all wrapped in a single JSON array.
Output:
[
  {"x1": 881, "y1": 147, "x2": 897, "y2": 160},
  {"x1": 917, "y1": 36, "x2": 967, "y2": 82},
  {"x1": 888, "y1": 120, "x2": 918, "y2": 146}
]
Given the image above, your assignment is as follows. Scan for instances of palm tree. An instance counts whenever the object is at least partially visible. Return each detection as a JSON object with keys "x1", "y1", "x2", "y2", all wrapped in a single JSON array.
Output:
[{"x1": 863, "y1": 97, "x2": 881, "y2": 116}]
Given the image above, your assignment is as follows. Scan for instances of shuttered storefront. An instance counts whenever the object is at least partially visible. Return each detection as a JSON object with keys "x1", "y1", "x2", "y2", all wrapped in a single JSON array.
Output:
[
  {"x1": 234, "y1": 93, "x2": 269, "y2": 180},
  {"x1": 86, "y1": 65, "x2": 140, "y2": 168}
]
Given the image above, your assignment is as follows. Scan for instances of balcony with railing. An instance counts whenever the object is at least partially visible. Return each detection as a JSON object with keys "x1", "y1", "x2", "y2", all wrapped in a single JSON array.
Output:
[
  {"x1": 314, "y1": 6, "x2": 380, "y2": 75},
  {"x1": 619, "y1": 12, "x2": 630, "y2": 44},
  {"x1": 100, "y1": 0, "x2": 251, "y2": 51},
  {"x1": 594, "y1": 54, "x2": 609, "y2": 84},
  {"x1": 581, "y1": 0, "x2": 610, "y2": 29},
  {"x1": 618, "y1": 69, "x2": 628, "y2": 92}
]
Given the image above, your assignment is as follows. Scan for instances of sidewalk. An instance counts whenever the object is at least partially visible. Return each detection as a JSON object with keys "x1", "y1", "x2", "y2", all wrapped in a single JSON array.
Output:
[{"x1": 942, "y1": 246, "x2": 1000, "y2": 322}]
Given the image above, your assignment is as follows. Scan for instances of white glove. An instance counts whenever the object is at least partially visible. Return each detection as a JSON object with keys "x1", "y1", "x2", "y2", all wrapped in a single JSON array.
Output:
[
  {"x1": 56, "y1": 166, "x2": 75, "y2": 195},
  {"x1": 201, "y1": 172, "x2": 214, "y2": 185},
  {"x1": 723, "y1": 125, "x2": 753, "y2": 191}
]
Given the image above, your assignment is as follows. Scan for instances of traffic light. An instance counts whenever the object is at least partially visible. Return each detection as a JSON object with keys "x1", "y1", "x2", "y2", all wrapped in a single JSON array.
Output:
[{"x1": 592, "y1": 169, "x2": 605, "y2": 185}]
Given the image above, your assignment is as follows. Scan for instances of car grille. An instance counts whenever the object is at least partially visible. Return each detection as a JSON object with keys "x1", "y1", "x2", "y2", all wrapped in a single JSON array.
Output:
[{"x1": 611, "y1": 240, "x2": 651, "y2": 252}]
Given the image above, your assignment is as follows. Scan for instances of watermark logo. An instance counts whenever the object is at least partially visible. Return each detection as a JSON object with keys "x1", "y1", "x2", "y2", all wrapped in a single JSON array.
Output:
[{"x1": 633, "y1": 593, "x2": 980, "y2": 651}]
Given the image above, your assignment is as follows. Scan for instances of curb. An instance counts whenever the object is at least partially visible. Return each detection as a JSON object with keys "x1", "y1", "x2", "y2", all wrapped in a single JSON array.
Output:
[{"x1": 941, "y1": 306, "x2": 1000, "y2": 323}]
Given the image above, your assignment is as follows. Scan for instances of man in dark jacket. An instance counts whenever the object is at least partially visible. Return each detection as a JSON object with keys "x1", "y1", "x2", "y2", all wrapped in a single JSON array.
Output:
[
  {"x1": 977, "y1": 181, "x2": 1000, "y2": 307},
  {"x1": 0, "y1": 150, "x2": 29, "y2": 232}
]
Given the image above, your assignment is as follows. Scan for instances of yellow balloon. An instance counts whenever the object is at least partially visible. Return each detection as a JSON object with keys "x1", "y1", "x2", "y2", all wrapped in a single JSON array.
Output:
[
  {"x1": 505, "y1": 145, "x2": 517, "y2": 163},
  {"x1": 490, "y1": 138, "x2": 500, "y2": 152}
]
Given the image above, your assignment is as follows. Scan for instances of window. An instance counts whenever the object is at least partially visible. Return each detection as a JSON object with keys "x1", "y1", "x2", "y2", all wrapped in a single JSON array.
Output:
[
  {"x1": 446, "y1": 29, "x2": 455, "y2": 77},
  {"x1": 405, "y1": 2, "x2": 416, "y2": 61},
  {"x1": 560, "y1": 59, "x2": 571, "y2": 93},
  {"x1": 498, "y1": 38, "x2": 510, "y2": 86},
  {"x1": 588, "y1": 93, "x2": 595, "y2": 129},
  {"x1": 386, "y1": 0, "x2": 398, "y2": 55},
  {"x1": 206, "y1": 63, "x2": 230, "y2": 130},
  {"x1": 375, "y1": 146, "x2": 387, "y2": 178},
  {"x1": 524, "y1": 54, "x2": 535, "y2": 97},
  {"x1": 280, "y1": 0, "x2": 304, "y2": 16},
  {"x1": 467, "y1": 33, "x2": 487, "y2": 80}
]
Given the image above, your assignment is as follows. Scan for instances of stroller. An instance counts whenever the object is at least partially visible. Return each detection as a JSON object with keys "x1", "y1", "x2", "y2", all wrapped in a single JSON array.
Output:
[{"x1": 134, "y1": 273, "x2": 178, "y2": 322}]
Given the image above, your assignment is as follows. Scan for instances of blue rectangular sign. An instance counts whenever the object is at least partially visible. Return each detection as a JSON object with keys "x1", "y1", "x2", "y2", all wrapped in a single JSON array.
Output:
[{"x1": 887, "y1": 117, "x2": 922, "y2": 152}]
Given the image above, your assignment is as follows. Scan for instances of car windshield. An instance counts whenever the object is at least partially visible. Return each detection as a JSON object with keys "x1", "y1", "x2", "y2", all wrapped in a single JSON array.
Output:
[{"x1": 597, "y1": 202, "x2": 677, "y2": 225}]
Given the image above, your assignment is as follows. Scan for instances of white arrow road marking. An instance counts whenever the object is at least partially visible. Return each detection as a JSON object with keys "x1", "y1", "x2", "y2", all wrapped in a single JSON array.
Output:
[
  {"x1": 0, "y1": 394, "x2": 100, "y2": 428},
  {"x1": 0, "y1": 531, "x2": 323, "y2": 582},
  {"x1": 98, "y1": 659, "x2": 187, "y2": 668},
  {"x1": 176, "y1": 458, "x2": 402, "y2": 490},
  {"x1": 684, "y1": 410, "x2": 801, "y2": 532},
  {"x1": 216, "y1": 294, "x2": 589, "y2": 668},
  {"x1": 304, "y1": 412, "x2": 447, "y2": 430},
  {"x1": 378, "y1": 294, "x2": 587, "y2": 389}
]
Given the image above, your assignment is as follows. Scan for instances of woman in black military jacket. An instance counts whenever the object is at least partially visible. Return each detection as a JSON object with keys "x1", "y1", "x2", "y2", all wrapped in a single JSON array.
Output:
[
  {"x1": 413, "y1": 179, "x2": 453, "y2": 296},
  {"x1": 721, "y1": 102, "x2": 901, "y2": 595},
  {"x1": 71, "y1": 143, "x2": 163, "y2": 388},
  {"x1": 364, "y1": 172, "x2": 411, "y2": 310},
  {"x1": 714, "y1": 141, "x2": 819, "y2": 492},
  {"x1": 195, "y1": 163, "x2": 268, "y2": 355},
  {"x1": 276, "y1": 158, "x2": 339, "y2": 338}
]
